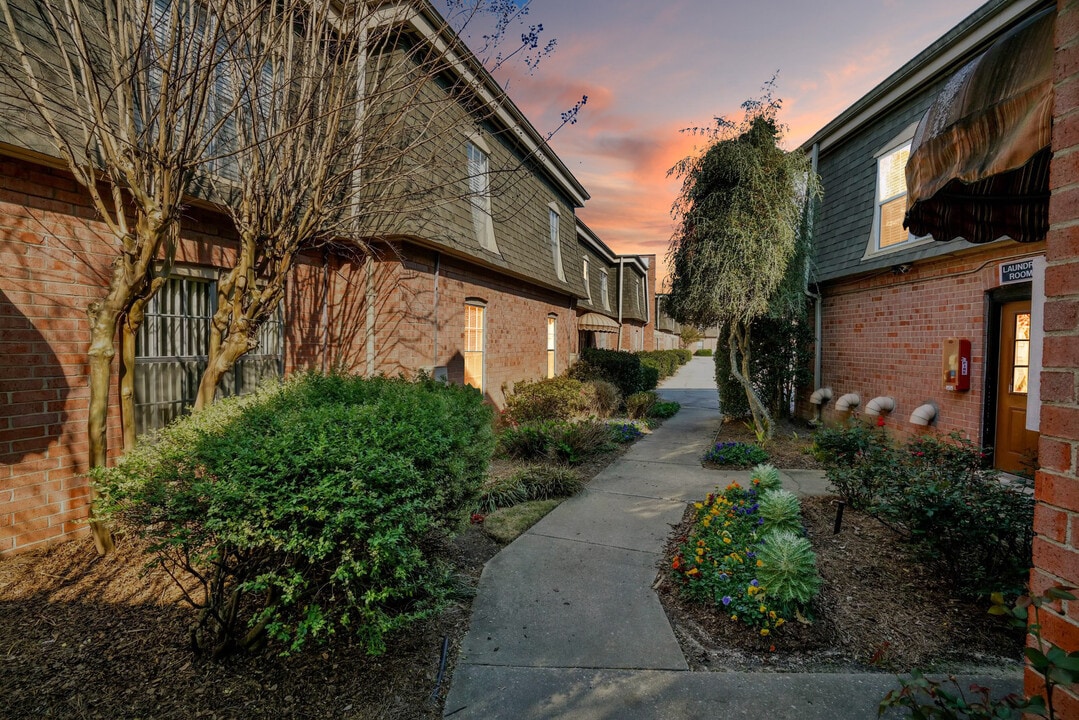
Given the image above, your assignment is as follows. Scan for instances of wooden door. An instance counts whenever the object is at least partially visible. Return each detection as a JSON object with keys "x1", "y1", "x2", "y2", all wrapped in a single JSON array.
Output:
[{"x1": 994, "y1": 300, "x2": 1039, "y2": 474}]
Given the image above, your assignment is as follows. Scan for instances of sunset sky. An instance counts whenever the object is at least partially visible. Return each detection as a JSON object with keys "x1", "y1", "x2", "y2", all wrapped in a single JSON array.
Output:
[{"x1": 465, "y1": 0, "x2": 986, "y2": 289}]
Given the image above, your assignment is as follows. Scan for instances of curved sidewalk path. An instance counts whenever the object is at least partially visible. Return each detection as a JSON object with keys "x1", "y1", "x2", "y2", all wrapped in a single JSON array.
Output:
[{"x1": 444, "y1": 357, "x2": 1019, "y2": 719}]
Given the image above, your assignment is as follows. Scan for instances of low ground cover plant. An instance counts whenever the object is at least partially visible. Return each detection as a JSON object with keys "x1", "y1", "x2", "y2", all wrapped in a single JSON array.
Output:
[
  {"x1": 704, "y1": 441, "x2": 769, "y2": 467},
  {"x1": 813, "y1": 423, "x2": 1034, "y2": 598},
  {"x1": 92, "y1": 372, "x2": 494, "y2": 658},
  {"x1": 671, "y1": 465, "x2": 819, "y2": 636}
]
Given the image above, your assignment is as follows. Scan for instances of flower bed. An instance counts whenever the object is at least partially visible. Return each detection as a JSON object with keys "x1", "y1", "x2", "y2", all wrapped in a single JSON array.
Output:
[{"x1": 669, "y1": 465, "x2": 819, "y2": 639}]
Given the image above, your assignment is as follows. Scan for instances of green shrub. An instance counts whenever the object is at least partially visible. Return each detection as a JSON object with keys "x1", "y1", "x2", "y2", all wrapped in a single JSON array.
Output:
[
  {"x1": 675, "y1": 348, "x2": 693, "y2": 364},
  {"x1": 576, "y1": 348, "x2": 652, "y2": 397},
  {"x1": 637, "y1": 350, "x2": 684, "y2": 379},
  {"x1": 92, "y1": 372, "x2": 493, "y2": 657},
  {"x1": 758, "y1": 489, "x2": 802, "y2": 535},
  {"x1": 704, "y1": 441, "x2": 769, "y2": 467},
  {"x1": 476, "y1": 475, "x2": 529, "y2": 513},
  {"x1": 694, "y1": 348, "x2": 713, "y2": 357},
  {"x1": 504, "y1": 377, "x2": 590, "y2": 423},
  {"x1": 626, "y1": 391, "x2": 658, "y2": 419},
  {"x1": 553, "y1": 420, "x2": 616, "y2": 464},
  {"x1": 814, "y1": 425, "x2": 1034, "y2": 597},
  {"x1": 515, "y1": 465, "x2": 584, "y2": 500},
  {"x1": 648, "y1": 401, "x2": 681, "y2": 419},
  {"x1": 756, "y1": 530, "x2": 821, "y2": 615},
  {"x1": 498, "y1": 420, "x2": 566, "y2": 461},
  {"x1": 750, "y1": 464, "x2": 782, "y2": 492},
  {"x1": 584, "y1": 380, "x2": 622, "y2": 418},
  {"x1": 812, "y1": 422, "x2": 895, "y2": 510}
]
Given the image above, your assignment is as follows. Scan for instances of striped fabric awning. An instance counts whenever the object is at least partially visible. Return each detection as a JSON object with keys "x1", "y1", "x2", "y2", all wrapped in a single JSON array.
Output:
[
  {"x1": 904, "y1": 7, "x2": 1054, "y2": 244},
  {"x1": 578, "y1": 311, "x2": 619, "y2": 333}
]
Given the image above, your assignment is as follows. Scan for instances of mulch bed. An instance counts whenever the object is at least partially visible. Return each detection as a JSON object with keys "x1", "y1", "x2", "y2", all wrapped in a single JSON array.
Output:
[
  {"x1": 657, "y1": 496, "x2": 1024, "y2": 673},
  {"x1": 0, "y1": 431, "x2": 636, "y2": 720}
]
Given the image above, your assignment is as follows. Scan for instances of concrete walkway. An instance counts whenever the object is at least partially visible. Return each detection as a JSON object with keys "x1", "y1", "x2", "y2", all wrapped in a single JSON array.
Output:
[{"x1": 444, "y1": 357, "x2": 1020, "y2": 719}]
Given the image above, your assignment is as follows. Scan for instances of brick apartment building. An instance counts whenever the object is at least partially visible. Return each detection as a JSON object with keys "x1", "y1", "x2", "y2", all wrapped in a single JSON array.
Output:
[
  {"x1": 802, "y1": 0, "x2": 1079, "y2": 708},
  {"x1": 0, "y1": 0, "x2": 655, "y2": 554}
]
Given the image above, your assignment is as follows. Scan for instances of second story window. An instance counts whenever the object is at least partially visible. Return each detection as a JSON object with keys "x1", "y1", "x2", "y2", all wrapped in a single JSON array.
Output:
[
  {"x1": 600, "y1": 271, "x2": 610, "y2": 311},
  {"x1": 583, "y1": 258, "x2": 591, "y2": 302},
  {"x1": 874, "y1": 140, "x2": 912, "y2": 251},
  {"x1": 549, "y1": 204, "x2": 565, "y2": 282},
  {"x1": 467, "y1": 140, "x2": 499, "y2": 254}
]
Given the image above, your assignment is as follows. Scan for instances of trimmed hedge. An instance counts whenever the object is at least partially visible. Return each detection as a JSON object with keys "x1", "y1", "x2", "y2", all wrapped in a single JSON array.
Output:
[
  {"x1": 504, "y1": 376, "x2": 591, "y2": 423},
  {"x1": 572, "y1": 348, "x2": 657, "y2": 397},
  {"x1": 93, "y1": 372, "x2": 494, "y2": 657},
  {"x1": 637, "y1": 350, "x2": 692, "y2": 380}
]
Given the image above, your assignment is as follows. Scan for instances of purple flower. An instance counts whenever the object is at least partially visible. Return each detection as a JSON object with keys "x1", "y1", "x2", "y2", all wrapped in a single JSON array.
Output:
[
  {"x1": 750, "y1": 579, "x2": 759, "y2": 587},
  {"x1": 719, "y1": 573, "x2": 728, "y2": 581},
  {"x1": 722, "y1": 595, "x2": 731, "y2": 606}
]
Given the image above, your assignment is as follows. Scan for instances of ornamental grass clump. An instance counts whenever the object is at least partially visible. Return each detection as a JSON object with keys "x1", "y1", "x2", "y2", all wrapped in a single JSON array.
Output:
[
  {"x1": 671, "y1": 481, "x2": 820, "y2": 637},
  {"x1": 515, "y1": 465, "x2": 584, "y2": 501},
  {"x1": 758, "y1": 489, "x2": 802, "y2": 535},
  {"x1": 92, "y1": 372, "x2": 494, "y2": 658},
  {"x1": 755, "y1": 530, "x2": 821, "y2": 614}
]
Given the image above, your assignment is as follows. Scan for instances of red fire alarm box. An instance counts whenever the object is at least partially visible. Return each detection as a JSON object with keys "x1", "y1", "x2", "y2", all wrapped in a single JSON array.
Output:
[{"x1": 943, "y1": 337, "x2": 971, "y2": 392}]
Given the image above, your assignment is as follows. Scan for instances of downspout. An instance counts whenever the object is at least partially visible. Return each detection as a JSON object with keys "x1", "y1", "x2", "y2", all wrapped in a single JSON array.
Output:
[
  {"x1": 433, "y1": 252, "x2": 440, "y2": 369},
  {"x1": 805, "y1": 142, "x2": 822, "y2": 391},
  {"x1": 617, "y1": 257, "x2": 625, "y2": 349},
  {"x1": 321, "y1": 248, "x2": 329, "y2": 373}
]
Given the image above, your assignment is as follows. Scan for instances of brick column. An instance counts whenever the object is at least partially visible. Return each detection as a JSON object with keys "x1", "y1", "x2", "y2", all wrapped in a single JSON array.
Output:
[{"x1": 1028, "y1": 1, "x2": 1079, "y2": 713}]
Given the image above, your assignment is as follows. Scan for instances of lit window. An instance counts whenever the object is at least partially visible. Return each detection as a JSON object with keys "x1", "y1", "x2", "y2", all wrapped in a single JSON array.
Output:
[
  {"x1": 464, "y1": 302, "x2": 485, "y2": 392},
  {"x1": 600, "y1": 271, "x2": 610, "y2": 311},
  {"x1": 467, "y1": 141, "x2": 499, "y2": 253},
  {"x1": 547, "y1": 315, "x2": 557, "y2": 378},
  {"x1": 134, "y1": 271, "x2": 282, "y2": 433},
  {"x1": 875, "y1": 141, "x2": 912, "y2": 251},
  {"x1": 1013, "y1": 312, "x2": 1031, "y2": 393},
  {"x1": 549, "y1": 204, "x2": 565, "y2": 282}
]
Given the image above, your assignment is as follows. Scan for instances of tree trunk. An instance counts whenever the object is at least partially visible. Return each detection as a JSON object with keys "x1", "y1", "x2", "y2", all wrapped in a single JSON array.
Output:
[
  {"x1": 728, "y1": 321, "x2": 773, "y2": 440},
  {"x1": 86, "y1": 302, "x2": 118, "y2": 555},
  {"x1": 119, "y1": 319, "x2": 137, "y2": 452}
]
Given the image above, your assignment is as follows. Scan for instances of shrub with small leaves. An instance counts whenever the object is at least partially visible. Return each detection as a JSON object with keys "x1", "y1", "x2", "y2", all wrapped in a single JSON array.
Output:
[
  {"x1": 648, "y1": 400, "x2": 681, "y2": 419},
  {"x1": 93, "y1": 372, "x2": 493, "y2": 657},
  {"x1": 750, "y1": 464, "x2": 782, "y2": 492},
  {"x1": 755, "y1": 530, "x2": 821, "y2": 615},
  {"x1": 704, "y1": 441, "x2": 769, "y2": 467},
  {"x1": 498, "y1": 420, "x2": 566, "y2": 461},
  {"x1": 758, "y1": 489, "x2": 802, "y2": 535},
  {"x1": 504, "y1": 377, "x2": 591, "y2": 423},
  {"x1": 694, "y1": 348, "x2": 713, "y2": 356}
]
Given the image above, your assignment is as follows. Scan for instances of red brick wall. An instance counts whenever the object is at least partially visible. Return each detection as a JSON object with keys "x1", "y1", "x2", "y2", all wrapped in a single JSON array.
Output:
[
  {"x1": 1028, "y1": 1, "x2": 1079, "y2": 712},
  {"x1": 2, "y1": 159, "x2": 583, "y2": 555},
  {"x1": 814, "y1": 242, "x2": 1044, "y2": 442}
]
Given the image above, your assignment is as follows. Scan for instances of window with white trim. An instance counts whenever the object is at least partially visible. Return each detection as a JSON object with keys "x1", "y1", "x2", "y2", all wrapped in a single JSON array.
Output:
[
  {"x1": 546, "y1": 315, "x2": 557, "y2": 378},
  {"x1": 582, "y1": 258, "x2": 591, "y2": 302},
  {"x1": 133, "y1": 270, "x2": 283, "y2": 433},
  {"x1": 467, "y1": 140, "x2": 499, "y2": 253},
  {"x1": 866, "y1": 123, "x2": 930, "y2": 256},
  {"x1": 549, "y1": 204, "x2": 565, "y2": 282},
  {"x1": 464, "y1": 301, "x2": 486, "y2": 392},
  {"x1": 600, "y1": 271, "x2": 610, "y2": 311}
]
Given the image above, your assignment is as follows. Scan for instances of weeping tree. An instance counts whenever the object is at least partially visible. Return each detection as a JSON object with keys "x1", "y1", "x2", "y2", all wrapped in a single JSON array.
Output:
[
  {"x1": 0, "y1": 0, "x2": 252, "y2": 552},
  {"x1": 666, "y1": 92, "x2": 819, "y2": 439}
]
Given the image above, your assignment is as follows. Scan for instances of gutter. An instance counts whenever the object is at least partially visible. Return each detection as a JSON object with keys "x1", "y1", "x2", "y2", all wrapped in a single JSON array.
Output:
[{"x1": 806, "y1": 143, "x2": 822, "y2": 391}]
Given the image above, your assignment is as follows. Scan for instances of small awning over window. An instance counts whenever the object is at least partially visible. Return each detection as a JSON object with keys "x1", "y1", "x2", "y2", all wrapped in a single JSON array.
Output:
[
  {"x1": 578, "y1": 312, "x2": 619, "y2": 333},
  {"x1": 904, "y1": 7, "x2": 1054, "y2": 244}
]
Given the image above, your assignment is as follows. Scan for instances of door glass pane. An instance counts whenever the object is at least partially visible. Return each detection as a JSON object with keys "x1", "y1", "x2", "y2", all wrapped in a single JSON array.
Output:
[
  {"x1": 1015, "y1": 313, "x2": 1030, "y2": 340},
  {"x1": 1013, "y1": 367, "x2": 1029, "y2": 394},
  {"x1": 1014, "y1": 339, "x2": 1029, "y2": 366}
]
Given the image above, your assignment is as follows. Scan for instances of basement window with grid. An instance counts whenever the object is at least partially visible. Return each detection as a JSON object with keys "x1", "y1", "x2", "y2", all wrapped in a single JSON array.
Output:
[{"x1": 133, "y1": 270, "x2": 283, "y2": 433}]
